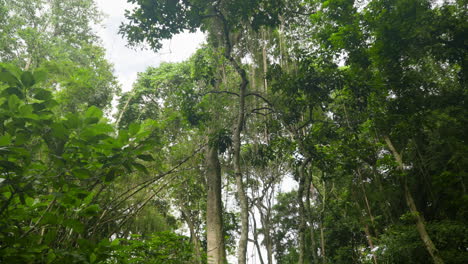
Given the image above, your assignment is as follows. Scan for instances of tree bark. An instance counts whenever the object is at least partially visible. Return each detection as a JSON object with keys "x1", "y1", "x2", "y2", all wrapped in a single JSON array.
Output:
[
  {"x1": 363, "y1": 224, "x2": 378, "y2": 264},
  {"x1": 233, "y1": 74, "x2": 249, "y2": 264},
  {"x1": 182, "y1": 208, "x2": 203, "y2": 264},
  {"x1": 298, "y1": 158, "x2": 311, "y2": 264},
  {"x1": 384, "y1": 136, "x2": 444, "y2": 264},
  {"x1": 306, "y1": 173, "x2": 319, "y2": 263},
  {"x1": 320, "y1": 179, "x2": 327, "y2": 264},
  {"x1": 250, "y1": 209, "x2": 265, "y2": 264},
  {"x1": 214, "y1": 9, "x2": 249, "y2": 264},
  {"x1": 206, "y1": 145, "x2": 227, "y2": 264},
  {"x1": 258, "y1": 202, "x2": 274, "y2": 264}
]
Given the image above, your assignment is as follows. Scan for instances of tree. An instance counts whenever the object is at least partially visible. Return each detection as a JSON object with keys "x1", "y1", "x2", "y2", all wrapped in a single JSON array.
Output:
[
  {"x1": 0, "y1": 0, "x2": 119, "y2": 112},
  {"x1": 120, "y1": 1, "x2": 288, "y2": 262}
]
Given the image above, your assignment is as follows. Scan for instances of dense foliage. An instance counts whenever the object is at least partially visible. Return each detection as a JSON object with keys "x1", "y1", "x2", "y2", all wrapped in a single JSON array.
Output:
[{"x1": 1, "y1": 0, "x2": 467, "y2": 263}]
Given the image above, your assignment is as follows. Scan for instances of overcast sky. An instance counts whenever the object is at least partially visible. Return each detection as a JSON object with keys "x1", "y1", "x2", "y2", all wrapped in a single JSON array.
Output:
[{"x1": 94, "y1": 0, "x2": 205, "y2": 93}]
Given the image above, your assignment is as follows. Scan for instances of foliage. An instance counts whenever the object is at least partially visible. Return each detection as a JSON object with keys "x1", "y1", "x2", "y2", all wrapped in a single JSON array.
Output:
[
  {"x1": 2, "y1": 0, "x2": 467, "y2": 263},
  {"x1": 107, "y1": 232, "x2": 194, "y2": 264},
  {"x1": 0, "y1": 0, "x2": 119, "y2": 111},
  {"x1": 0, "y1": 64, "x2": 155, "y2": 263}
]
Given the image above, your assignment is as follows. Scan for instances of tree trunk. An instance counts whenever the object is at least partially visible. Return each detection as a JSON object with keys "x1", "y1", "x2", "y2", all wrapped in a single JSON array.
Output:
[
  {"x1": 214, "y1": 9, "x2": 249, "y2": 264},
  {"x1": 182, "y1": 208, "x2": 203, "y2": 264},
  {"x1": 206, "y1": 145, "x2": 226, "y2": 264},
  {"x1": 233, "y1": 76, "x2": 249, "y2": 264},
  {"x1": 306, "y1": 173, "x2": 319, "y2": 263},
  {"x1": 363, "y1": 224, "x2": 378, "y2": 264},
  {"x1": 258, "y1": 202, "x2": 274, "y2": 264},
  {"x1": 251, "y1": 209, "x2": 265, "y2": 264},
  {"x1": 384, "y1": 136, "x2": 444, "y2": 264},
  {"x1": 320, "y1": 179, "x2": 326, "y2": 264},
  {"x1": 298, "y1": 158, "x2": 311, "y2": 264}
]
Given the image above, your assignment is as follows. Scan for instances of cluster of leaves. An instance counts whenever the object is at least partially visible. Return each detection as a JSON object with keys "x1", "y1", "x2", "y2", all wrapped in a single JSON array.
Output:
[
  {"x1": 267, "y1": 0, "x2": 467, "y2": 263},
  {"x1": 0, "y1": 64, "x2": 165, "y2": 263},
  {"x1": 0, "y1": 0, "x2": 119, "y2": 112},
  {"x1": 106, "y1": 232, "x2": 194, "y2": 264}
]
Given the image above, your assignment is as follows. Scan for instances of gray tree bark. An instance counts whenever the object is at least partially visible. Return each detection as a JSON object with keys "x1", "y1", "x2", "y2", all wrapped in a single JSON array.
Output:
[
  {"x1": 213, "y1": 8, "x2": 250, "y2": 264},
  {"x1": 206, "y1": 145, "x2": 227, "y2": 264},
  {"x1": 298, "y1": 158, "x2": 311, "y2": 264}
]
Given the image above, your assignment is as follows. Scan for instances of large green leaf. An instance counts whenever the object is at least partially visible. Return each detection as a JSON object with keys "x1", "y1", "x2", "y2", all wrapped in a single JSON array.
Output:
[
  {"x1": 72, "y1": 168, "x2": 91, "y2": 179},
  {"x1": 0, "y1": 71, "x2": 19, "y2": 85},
  {"x1": 20, "y1": 71, "x2": 35, "y2": 88}
]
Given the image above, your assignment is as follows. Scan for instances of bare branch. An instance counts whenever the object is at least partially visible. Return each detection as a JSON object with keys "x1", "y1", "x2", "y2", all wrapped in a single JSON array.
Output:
[{"x1": 246, "y1": 92, "x2": 273, "y2": 106}]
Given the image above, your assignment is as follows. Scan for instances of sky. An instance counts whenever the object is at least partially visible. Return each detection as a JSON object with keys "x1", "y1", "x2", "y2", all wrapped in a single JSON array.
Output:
[{"x1": 94, "y1": 0, "x2": 206, "y2": 93}]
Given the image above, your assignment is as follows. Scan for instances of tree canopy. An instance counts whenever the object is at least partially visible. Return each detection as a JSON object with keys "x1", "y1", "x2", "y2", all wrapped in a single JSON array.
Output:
[{"x1": 1, "y1": 0, "x2": 466, "y2": 263}]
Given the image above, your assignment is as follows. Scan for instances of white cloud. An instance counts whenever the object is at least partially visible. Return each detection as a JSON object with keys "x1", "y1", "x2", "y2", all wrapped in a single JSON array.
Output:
[{"x1": 94, "y1": 0, "x2": 206, "y2": 92}]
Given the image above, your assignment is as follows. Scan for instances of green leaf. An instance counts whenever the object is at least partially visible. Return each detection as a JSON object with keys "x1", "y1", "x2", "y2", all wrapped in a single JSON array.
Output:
[
  {"x1": 90, "y1": 253, "x2": 97, "y2": 264},
  {"x1": 64, "y1": 113, "x2": 81, "y2": 129},
  {"x1": 137, "y1": 154, "x2": 154, "y2": 161},
  {"x1": 50, "y1": 123, "x2": 68, "y2": 140},
  {"x1": 110, "y1": 239, "x2": 120, "y2": 246},
  {"x1": 104, "y1": 169, "x2": 117, "y2": 182},
  {"x1": 8, "y1": 94, "x2": 21, "y2": 111},
  {"x1": 41, "y1": 212, "x2": 60, "y2": 225},
  {"x1": 25, "y1": 196, "x2": 35, "y2": 207},
  {"x1": 0, "y1": 71, "x2": 19, "y2": 85},
  {"x1": 85, "y1": 106, "x2": 103, "y2": 120},
  {"x1": 14, "y1": 131, "x2": 30, "y2": 145},
  {"x1": 83, "y1": 191, "x2": 96, "y2": 205},
  {"x1": 33, "y1": 88, "x2": 53, "y2": 101},
  {"x1": 129, "y1": 123, "x2": 140, "y2": 135},
  {"x1": 3, "y1": 192, "x2": 12, "y2": 199},
  {"x1": 21, "y1": 71, "x2": 35, "y2": 88},
  {"x1": 19, "y1": 104, "x2": 38, "y2": 120},
  {"x1": 118, "y1": 130, "x2": 129, "y2": 145},
  {"x1": 73, "y1": 168, "x2": 91, "y2": 179},
  {"x1": 64, "y1": 219, "x2": 84, "y2": 233},
  {"x1": 80, "y1": 204, "x2": 100, "y2": 216},
  {"x1": 0, "y1": 134, "x2": 12, "y2": 146},
  {"x1": 132, "y1": 162, "x2": 149, "y2": 174},
  {"x1": 1, "y1": 64, "x2": 22, "y2": 79},
  {"x1": 0, "y1": 160, "x2": 20, "y2": 170},
  {"x1": 33, "y1": 70, "x2": 47, "y2": 83},
  {"x1": 1, "y1": 86, "x2": 24, "y2": 99}
]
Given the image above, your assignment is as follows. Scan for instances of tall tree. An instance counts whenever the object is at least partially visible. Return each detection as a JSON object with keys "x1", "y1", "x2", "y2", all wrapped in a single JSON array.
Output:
[{"x1": 120, "y1": 1, "x2": 284, "y2": 263}]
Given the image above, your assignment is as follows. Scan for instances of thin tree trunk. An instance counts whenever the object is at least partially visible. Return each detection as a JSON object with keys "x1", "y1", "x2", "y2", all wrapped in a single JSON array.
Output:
[
  {"x1": 233, "y1": 76, "x2": 249, "y2": 264},
  {"x1": 320, "y1": 223, "x2": 326, "y2": 264},
  {"x1": 250, "y1": 209, "x2": 265, "y2": 264},
  {"x1": 320, "y1": 179, "x2": 326, "y2": 264},
  {"x1": 357, "y1": 169, "x2": 376, "y2": 230},
  {"x1": 306, "y1": 173, "x2": 319, "y2": 263},
  {"x1": 214, "y1": 9, "x2": 249, "y2": 264},
  {"x1": 298, "y1": 158, "x2": 311, "y2": 264},
  {"x1": 182, "y1": 209, "x2": 203, "y2": 264},
  {"x1": 258, "y1": 202, "x2": 273, "y2": 264},
  {"x1": 264, "y1": 218, "x2": 273, "y2": 264},
  {"x1": 384, "y1": 136, "x2": 444, "y2": 264},
  {"x1": 363, "y1": 224, "x2": 378, "y2": 264},
  {"x1": 262, "y1": 29, "x2": 268, "y2": 93},
  {"x1": 206, "y1": 144, "x2": 226, "y2": 264},
  {"x1": 261, "y1": 29, "x2": 270, "y2": 144},
  {"x1": 352, "y1": 183, "x2": 378, "y2": 264}
]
